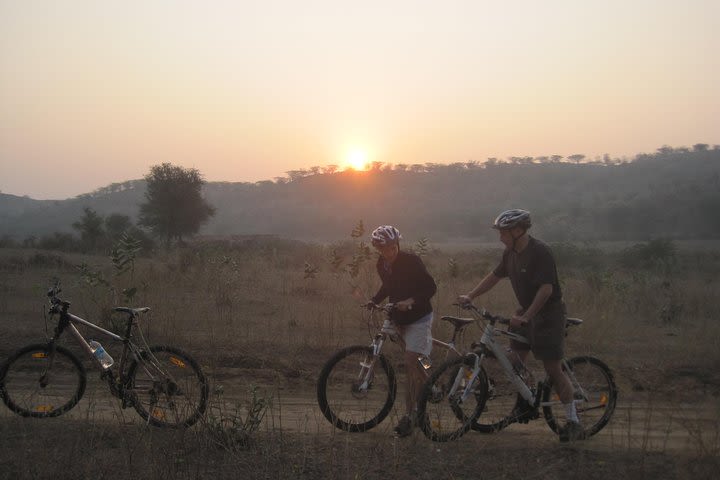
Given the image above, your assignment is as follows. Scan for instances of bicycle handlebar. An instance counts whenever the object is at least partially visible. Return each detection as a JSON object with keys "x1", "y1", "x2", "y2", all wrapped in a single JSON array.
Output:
[
  {"x1": 364, "y1": 302, "x2": 396, "y2": 313},
  {"x1": 46, "y1": 282, "x2": 70, "y2": 311},
  {"x1": 453, "y1": 302, "x2": 511, "y2": 325}
]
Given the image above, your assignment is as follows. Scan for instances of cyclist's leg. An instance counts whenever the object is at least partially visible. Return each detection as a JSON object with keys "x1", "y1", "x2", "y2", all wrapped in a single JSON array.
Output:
[
  {"x1": 533, "y1": 307, "x2": 584, "y2": 440},
  {"x1": 543, "y1": 359, "x2": 574, "y2": 404},
  {"x1": 530, "y1": 306, "x2": 567, "y2": 403},
  {"x1": 508, "y1": 328, "x2": 533, "y2": 415},
  {"x1": 396, "y1": 313, "x2": 433, "y2": 431},
  {"x1": 403, "y1": 350, "x2": 425, "y2": 415}
]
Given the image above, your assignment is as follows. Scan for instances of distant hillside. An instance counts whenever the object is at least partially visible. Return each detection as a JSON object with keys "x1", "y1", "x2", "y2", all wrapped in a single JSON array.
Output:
[{"x1": 2, "y1": 148, "x2": 719, "y2": 242}]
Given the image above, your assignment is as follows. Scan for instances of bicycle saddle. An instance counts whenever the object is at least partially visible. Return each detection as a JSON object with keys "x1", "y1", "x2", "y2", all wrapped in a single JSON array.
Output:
[
  {"x1": 440, "y1": 316, "x2": 474, "y2": 329},
  {"x1": 113, "y1": 307, "x2": 151, "y2": 316}
]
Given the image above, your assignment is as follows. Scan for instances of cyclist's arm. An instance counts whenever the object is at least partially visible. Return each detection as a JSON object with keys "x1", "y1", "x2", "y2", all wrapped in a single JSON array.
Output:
[
  {"x1": 371, "y1": 284, "x2": 389, "y2": 305},
  {"x1": 514, "y1": 283, "x2": 553, "y2": 325},
  {"x1": 462, "y1": 272, "x2": 501, "y2": 301}
]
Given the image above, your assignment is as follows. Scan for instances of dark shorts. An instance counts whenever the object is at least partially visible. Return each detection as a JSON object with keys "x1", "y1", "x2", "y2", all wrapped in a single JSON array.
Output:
[{"x1": 510, "y1": 302, "x2": 566, "y2": 361}]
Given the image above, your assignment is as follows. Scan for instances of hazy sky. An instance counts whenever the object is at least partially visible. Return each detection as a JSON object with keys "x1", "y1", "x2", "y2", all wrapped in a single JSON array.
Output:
[{"x1": 1, "y1": 0, "x2": 718, "y2": 199}]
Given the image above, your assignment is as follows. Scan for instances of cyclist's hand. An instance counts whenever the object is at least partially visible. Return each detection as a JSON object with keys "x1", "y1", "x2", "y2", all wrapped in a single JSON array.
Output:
[
  {"x1": 509, "y1": 315, "x2": 528, "y2": 329},
  {"x1": 457, "y1": 294, "x2": 472, "y2": 306},
  {"x1": 362, "y1": 300, "x2": 376, "y2": 310},
  {"x1": 395, "y1": 298, "x2": 414, "y2": 312}
]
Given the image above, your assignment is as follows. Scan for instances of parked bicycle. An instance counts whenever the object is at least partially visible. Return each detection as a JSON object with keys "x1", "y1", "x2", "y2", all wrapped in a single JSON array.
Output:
[
  {"x1": 0, "y1": 282, "x2": 209, "y2": 428},
  {"x1": 417, "y1": 302, "x2": 617, "y2": 442},
  {"x1": 317, "y1": 303, "x2": 478, "y2": 433}
]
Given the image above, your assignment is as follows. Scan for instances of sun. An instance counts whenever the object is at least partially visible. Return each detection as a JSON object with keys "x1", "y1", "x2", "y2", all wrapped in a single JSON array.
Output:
[{"x1": 344, "y1": 149, "x2": 369, "y2": 171}]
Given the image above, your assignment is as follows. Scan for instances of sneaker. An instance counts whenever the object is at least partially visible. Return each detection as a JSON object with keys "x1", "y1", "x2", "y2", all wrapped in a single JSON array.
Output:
[
  {"x1": 393, "y1": 415, "x2": 414, "y2": 438},
  {"x1": 559, "y1": 421, "x2": 586, "y2": 442}
]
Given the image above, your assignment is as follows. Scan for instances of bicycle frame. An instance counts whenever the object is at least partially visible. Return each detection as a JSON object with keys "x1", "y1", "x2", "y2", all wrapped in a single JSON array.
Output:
[
  {"x1": 45, "y1": 294, "x2": 152, "y2": 397},
  {"x1": 470, "y1": 319, "x2": 535, "y2": 404},
  {"x1": 53, "y1": 309, "x2": 126, "y2": 370},
  {"x1": 367, "y1": 305, "x2": 467, "y2": 368},
  {"x1": 417, "y1": 304, "x2": 617, "y2": 442},
  {"x1": 458, "y1": 306, "x2": 587, "y2": 410},
  {"x1": 1, "y1": 284, "x2": 209, "y2": 428},
  {"x1": 317, "y1": 303, "x2": 479, "y2": 433}
]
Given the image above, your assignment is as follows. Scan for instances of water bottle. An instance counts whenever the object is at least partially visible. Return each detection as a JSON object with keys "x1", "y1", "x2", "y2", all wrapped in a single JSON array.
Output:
[{"x1": 89, "y1": 340, "x2": 114, "y2": 369}]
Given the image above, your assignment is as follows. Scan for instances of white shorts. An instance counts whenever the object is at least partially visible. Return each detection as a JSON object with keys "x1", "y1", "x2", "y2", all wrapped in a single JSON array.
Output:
[{"x1": 397, "y1": 312, "x2": 433, "y2": 356}]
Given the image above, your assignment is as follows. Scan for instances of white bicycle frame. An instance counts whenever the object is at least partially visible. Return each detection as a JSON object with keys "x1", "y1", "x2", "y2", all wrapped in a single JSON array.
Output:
[
  {"x1": 356, "y1": 306, "x2": 469, "y2": 393},
  {"x1": 455, "y1": 310, "x2": 588, "y2": 409}
]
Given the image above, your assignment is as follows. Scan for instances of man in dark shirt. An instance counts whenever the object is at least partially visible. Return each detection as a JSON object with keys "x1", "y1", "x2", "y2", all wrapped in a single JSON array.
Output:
[
  {"x1": 458, "y1": 209, "x2": 584, "y2": 442},
  {"x1": 369, "y1": 225, "x2": 437, "y2": 437}
]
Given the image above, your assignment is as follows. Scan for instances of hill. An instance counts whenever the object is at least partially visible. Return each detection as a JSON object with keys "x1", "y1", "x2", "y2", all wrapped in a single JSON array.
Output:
[{"x1": 2, "y1": 148, "x2": 719, "y2": 242}]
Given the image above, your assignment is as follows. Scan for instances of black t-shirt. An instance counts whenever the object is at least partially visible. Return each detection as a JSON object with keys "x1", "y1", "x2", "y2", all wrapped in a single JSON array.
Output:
[
  {"x1": 493, "y1": 236, "x2": 563, "y2": 312},
  {"x1": 371, "y1": 250, "x2": 437, "y2": 325}
]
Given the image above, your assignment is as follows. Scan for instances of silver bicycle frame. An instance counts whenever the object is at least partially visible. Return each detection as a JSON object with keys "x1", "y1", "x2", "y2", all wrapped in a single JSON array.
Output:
[
  {"x1": 60, "y1": 312, "x2": 125, "y2": 370},
  {"x1": 452, "y1": 319, "x2": 534, "y2": 405}
]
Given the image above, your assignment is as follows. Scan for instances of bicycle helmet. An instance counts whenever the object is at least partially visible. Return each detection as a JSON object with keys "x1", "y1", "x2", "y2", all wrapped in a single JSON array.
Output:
[
  {"x1": 370, "y1": 225, "x2": 402, "y2": 246},
  {"x1": 492, "y1": 209, "x2": 532, "y2": 230}
]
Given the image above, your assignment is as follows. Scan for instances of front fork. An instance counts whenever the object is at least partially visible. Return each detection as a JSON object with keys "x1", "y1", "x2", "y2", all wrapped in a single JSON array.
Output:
[
  {"x1": 38, "y1": 340, "x2": 59, "y2": 388},
  {"x1": 355, "y1": 336, "x2": 386, "y2": 391}
]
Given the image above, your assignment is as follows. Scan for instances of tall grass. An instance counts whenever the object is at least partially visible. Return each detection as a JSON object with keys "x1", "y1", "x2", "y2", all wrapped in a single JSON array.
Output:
[{"x1": 1, "y1": 240, "x2": 719, "y2": 478}]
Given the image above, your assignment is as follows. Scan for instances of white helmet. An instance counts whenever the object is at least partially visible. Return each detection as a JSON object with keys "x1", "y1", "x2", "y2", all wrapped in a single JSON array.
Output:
[
  {"x1": 492, "y1": 209, "x2": 532, "y2": 230},
  {"x1": 371, "y1": 225, "x2": 402, "y2": 246}
]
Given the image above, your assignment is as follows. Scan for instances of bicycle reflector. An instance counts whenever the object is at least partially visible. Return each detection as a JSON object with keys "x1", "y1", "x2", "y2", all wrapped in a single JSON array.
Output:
[
  {"x1": 31, "y1": 352, "x2": 47, "y2": 359},
  {"x1": 170, "y1": 357, "x2": 186, "y2": 368}
]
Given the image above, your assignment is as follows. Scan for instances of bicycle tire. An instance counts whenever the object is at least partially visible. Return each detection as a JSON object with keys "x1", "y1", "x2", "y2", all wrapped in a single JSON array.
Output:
[
  {"x1": 417, "y1": 354, "x2": 487, "y2": 442},
  {"x1": 317, "y1": 345, "x2": 397, "y2": 432},
  {"x1": 541, "y1": 356, "x2": 617, "y2": 437},
  {"x1": 127, "y1": 345, "x2": 209, "y2": 428},
  {"x1": 0, "y1": 343, "x2": 86, "y2": 418},
  {"x1": 470, "y1": 359, "x2": 518, "y2": 433}
]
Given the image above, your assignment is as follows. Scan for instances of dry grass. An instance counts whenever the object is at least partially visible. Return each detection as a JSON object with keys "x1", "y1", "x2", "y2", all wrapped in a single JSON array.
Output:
[{"x1": 1, "y1": 241, "x2": 719, "y2": 479}]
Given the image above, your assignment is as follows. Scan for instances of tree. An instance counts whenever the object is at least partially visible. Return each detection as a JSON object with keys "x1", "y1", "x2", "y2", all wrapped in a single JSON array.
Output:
[
  {"x1": 568, "y1": 154, "x2": 586, "y2": 164},
  {"x1": 138, "y1": 163, "x2": 215, "y2": 246},
  {"x1": 73, "y1": 207, "x2": 105, "y2": 252},
  {"x1": 105, "y1": 214, "x2": 133, "y2": 239}
]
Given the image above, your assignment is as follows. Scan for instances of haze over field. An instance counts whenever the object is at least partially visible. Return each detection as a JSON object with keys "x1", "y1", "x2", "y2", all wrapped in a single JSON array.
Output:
[{"x1": 1, "y1": 0, "x2": 718, "y2": 200}]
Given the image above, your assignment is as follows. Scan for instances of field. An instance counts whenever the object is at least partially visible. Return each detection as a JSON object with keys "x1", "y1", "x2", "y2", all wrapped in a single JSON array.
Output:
[{"x1": 1, "y1": 238, "x2": 719, "y2": 479}]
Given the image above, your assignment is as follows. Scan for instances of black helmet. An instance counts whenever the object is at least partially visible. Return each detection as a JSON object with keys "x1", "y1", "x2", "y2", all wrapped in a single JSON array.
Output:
[{"x1": 492, "y1": 209, "x2": 532, "y2": 230}]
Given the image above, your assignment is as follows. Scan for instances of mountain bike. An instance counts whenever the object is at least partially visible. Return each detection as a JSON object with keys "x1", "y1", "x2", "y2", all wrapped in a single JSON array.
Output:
[
  {"x1": 317, "y1": 303, "x2": 479, "y2": 433},
  {"x1": 417, "y1": 302, "x2": 617, "y2": 442},
  {"x1": 0, "y1": 282, "x2": 209, "y2": 428}
]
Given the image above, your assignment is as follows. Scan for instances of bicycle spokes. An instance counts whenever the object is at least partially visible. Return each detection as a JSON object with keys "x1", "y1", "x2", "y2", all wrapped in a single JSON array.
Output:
[
  {"x1": 128, "y1": 346, "x2": 208, "y2": 428},
  {"x1": 317, "y1": 346, "x2": 396, "y2": 432},
  {"x1": 418, "y1": 357, "x2": 485, "y2": 442}
]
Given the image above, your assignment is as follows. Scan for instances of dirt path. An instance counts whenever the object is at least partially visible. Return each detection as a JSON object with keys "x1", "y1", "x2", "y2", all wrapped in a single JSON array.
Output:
[{"x1": 2, "y1": 372, "x2": 716, "y2": 455}]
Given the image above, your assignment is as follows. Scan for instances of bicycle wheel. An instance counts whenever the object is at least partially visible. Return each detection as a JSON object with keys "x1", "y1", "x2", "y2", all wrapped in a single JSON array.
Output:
[
  {"x1": 0, "y1": 343, "x2": 86, "y2": 418},
  {"x1": 127, "y1": 345, "x2": 209, "y2": 428},
  {"x1": 471, "y1": 359, "x2": 517, "y2": 433},
  {"x1": 317, "y1": 345, "x2": 396, "y2": 432},
  {"x1": 417, "y1": 355, "x2": 487, "y2": 442},
  {"x1": 542, "y1": 356, "x2": 617, "y2": 437}
]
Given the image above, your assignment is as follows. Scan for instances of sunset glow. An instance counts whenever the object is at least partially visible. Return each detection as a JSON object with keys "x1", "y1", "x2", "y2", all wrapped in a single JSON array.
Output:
[
  {"x1": 344, "y1": 149, "x2": 369, "y2": 171},
  {"x1": 0, "y1": 1, "x2": 718, "y2": 199}
]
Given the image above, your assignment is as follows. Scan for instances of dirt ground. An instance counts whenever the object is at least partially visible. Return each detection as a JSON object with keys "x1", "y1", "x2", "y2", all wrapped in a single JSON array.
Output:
[{"x1": 1, "y1": 363, "x2": 718, "y2": 480}]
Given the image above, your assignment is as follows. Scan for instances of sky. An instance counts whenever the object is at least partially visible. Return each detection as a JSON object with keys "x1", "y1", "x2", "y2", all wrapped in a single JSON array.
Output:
[{"x1": 1, "y1": 0, "x2": 718, "y2": 200}]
